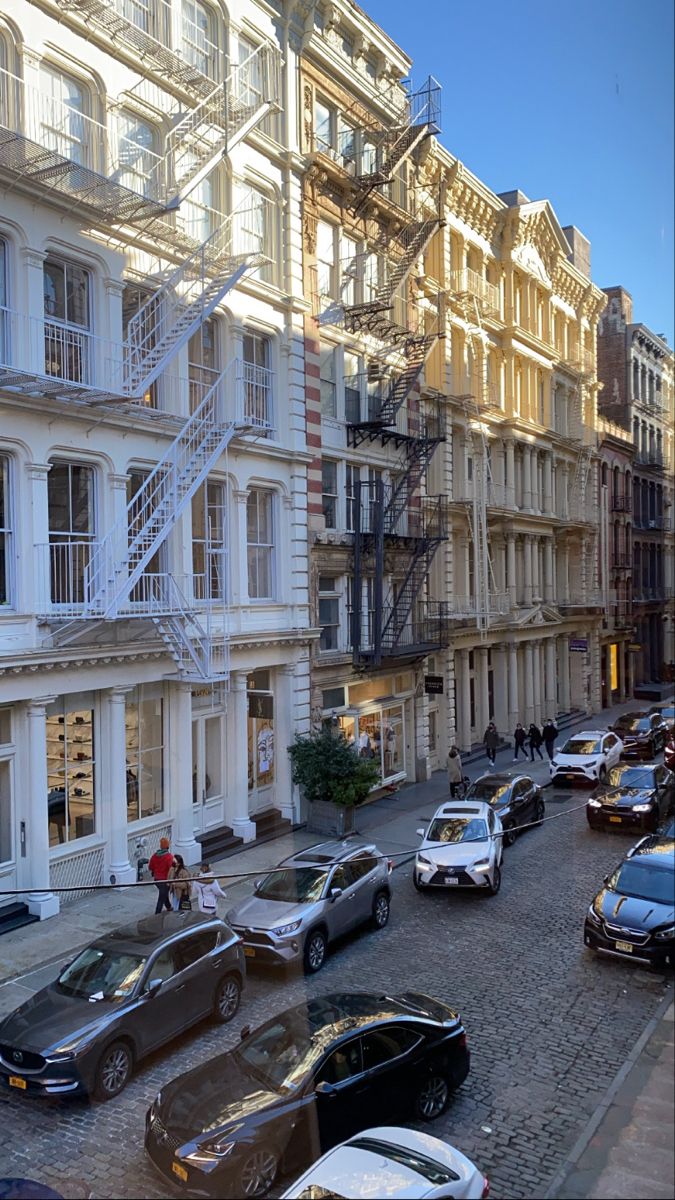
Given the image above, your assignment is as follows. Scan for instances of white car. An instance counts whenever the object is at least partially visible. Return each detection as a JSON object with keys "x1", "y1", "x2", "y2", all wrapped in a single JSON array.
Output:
[
  {"x1": 550, "y1": 729, "x2": 624, "y2": 786},
  {"x1": 414, "y1": 801, "x2": 503, "y2": 895},
  {"x1": 282, "y1": 1126, "x2": 489, "y2": 1199}
]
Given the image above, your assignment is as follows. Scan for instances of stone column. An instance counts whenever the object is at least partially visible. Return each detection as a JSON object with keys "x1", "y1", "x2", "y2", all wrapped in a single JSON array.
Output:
[
  {"x1": 477, "y1": 646, "x2": 490, "y2": 735},
  {"x1": 559, "y1": 636, "x2": 571, "y2": 711},
  {"x1": 493, "y1": 644, "x2": 509, "y2": 739},
  {"x1": 523, "y1": 643, "x2": 535, "y2": 724},
  {"x1": 232, "y1": 490, "x2": 250, "y2": 608},
  {"x1": 106, "y1": 687, "x2": 136, "y2": 884},
  {"x1": 507, "y1": 533, "x2": 517, "y2": 609},
  {"x1": 562, "y1": 540, "x2": 570, "y2": 605},
  {"x1": 523, "y1": 536, "x2": 533, "y2": 606},
  {"x1": 27, "y1": 462, "x2": 52, "y2": 615},
  {"x1": 25, "y1": 698, "x2": 60, "y2": 919},
  {"x1": 545, "y1": 638, "x2": 557, "y2": 716},
  {"x1": 508, "y1": 642, "x2": 519, "y2": 731},
  {"x1": 229, "y1": 671, "x2": 256, "y2": 842},
  {"x1": 522, "y1": 446, "x2": 532, "y2": 511},
  {"x1": 275, "y1": 664, "x2": 299, "y2": 823},
  {"x1": 561, "y1": 464, "x2": 570, "y2": 520},
  {"x1": 530, "y1": 450, "x2": 540, "y2": 513},
  {"x1": 168, "y1": 683, "x2": 201, "y2": 864},
  {"x1": 543, "y1": 452, "x2": 553, "y2": 514},
  {"x1": 544, "y1": 538, "x2": 554, "y2": 603},
  {"x1": 532, "y1": 536, "x2": 541, "y2": 602},
  {"x1": 505, "y1": 438, "x2": 515, "y2": 508},
  {"x1": 458, "y1": 649, "x2": 472, "y2": 752},
  {"x1": 532, "y1": 640, "x2": 542, "y2": 724}
]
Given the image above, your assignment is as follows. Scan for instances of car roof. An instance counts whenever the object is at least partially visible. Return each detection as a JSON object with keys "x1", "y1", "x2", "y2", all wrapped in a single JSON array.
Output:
[
  {"x1": 282, "y1": 838, "x2": 377, "y2": 866},
  {"x1": 626, "y1": 836, "x2": 675, "y2": 866},
  {"x1": 566, "y1": 730, "x2": 610, "y2": 739},
  {"x1": 92, "y1": 911, "x2": 224, "y2": 953},
  {"x1": 431, "y1": 801, "x2": 490, "y2": 819},
  {"x1": 615, "y1": 710, "x2": 649, "y2": 720},
  {"x1": 469, "y1": 772, "x2": 529, "y2": 786}
]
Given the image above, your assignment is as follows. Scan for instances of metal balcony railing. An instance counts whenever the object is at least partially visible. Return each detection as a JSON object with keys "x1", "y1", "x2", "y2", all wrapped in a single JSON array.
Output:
[
  {"x1": 452, "y1": 480, "x2": 516, "y2": 509},
  {"x1": 634, "y1": 450, "x2": 666, "y2": 469},
  {"x1": 242, "y1": 361, "x2": 273, "y2": 429},
  {"x1": 449, "y1": 269, "x2": 501, "y2": 318},
  {"x1": 559, "y1": 591, "x2": 603, "y2": 608},
  {"x1": 610, "y1": 494, "x2": 632, "y2": 512},
  {"x1": 611, "y1": 554, "x2": 631, "y2": 570},
  {"x1": 444, "y1": 594, "x2": 511, "y2": 620}
]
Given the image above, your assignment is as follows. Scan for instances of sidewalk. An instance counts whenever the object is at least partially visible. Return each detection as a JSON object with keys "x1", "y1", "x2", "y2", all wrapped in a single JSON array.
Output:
[{"x1": 548, "y1": 1000, "x2": 675, "y2": 1199}]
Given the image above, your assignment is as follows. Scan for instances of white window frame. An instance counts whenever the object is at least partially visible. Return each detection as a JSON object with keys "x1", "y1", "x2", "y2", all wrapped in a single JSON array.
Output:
[
  {"x1": 318, "y1": 575, "x2": 341, "y2": 653},
  {"x1": 246, "y1": 488, "x2": 275, "y2": 601},
  {"x1": 0, "y1": 454, "x2": 13, "y2": 608},
  {"x1": 319, "y1": 342, "x2": 337, "y2": 418},
  {"x1": 192, "y1": 478, "x2": 227, "y2": 602},
  {"x1": 182, "y1": 0, "x2": 218, "y2": 79},
  {"x1": 321, "y1": 459, "x2": 338, "y2": 529}
]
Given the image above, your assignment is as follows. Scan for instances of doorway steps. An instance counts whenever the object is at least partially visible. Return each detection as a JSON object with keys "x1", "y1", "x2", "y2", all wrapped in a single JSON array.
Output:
[
  {"x1": 0, "y1": 902, "x2": 39, "y2": 936},
  {"x1": 196, "y1": 824, "x2": 243, "y2": 862},
  {"x1": 252, "y1": 808, "x2": 292, "y2": 844}
]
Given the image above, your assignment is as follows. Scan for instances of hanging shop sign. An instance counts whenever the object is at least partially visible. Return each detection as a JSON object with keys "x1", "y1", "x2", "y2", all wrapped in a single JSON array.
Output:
[
  {"x1": 628, "y1": 643, "x2": 642, "y2": 652},
  {"x1": 424, "y1": 675, "x2": 444, "y2": 694},
  {"x1": 569, "y1": 638, "x2": 588, "y2": 652}
]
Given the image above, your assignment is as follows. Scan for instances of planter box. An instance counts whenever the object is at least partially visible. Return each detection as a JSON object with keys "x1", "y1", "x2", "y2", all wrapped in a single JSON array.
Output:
[{"x1": 307, "y1": 800, "x2": 356, "y2": 837}]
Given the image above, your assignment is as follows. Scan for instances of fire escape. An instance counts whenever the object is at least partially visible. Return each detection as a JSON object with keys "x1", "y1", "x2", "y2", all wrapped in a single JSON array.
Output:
[
  {"x1": 0, "y1": 6, "x2": 282, "y2": 680},
  {"x1": 318, "y1": 78, "x2": 448, "y2": 666}
]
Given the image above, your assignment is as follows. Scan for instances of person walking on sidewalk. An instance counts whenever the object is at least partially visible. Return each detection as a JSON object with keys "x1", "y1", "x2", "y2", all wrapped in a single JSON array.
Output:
[
  {"x1": 169, "y1": 854, "x2": 192, "y2": 911},
  {"x1": 513, "y1": 723, "x2": 528, "y2": 762},
  {"x1": 193, "y1": 863, "x2": 227, "y2": 914},
  {"x1": 542, "y1": 718, "x2": 559, "y2": 761},
  {"x1": 483, "y1": 722, "x2": 500, "y2": 769},
  {"x1": 148, "y1": 836, "x2": 174, "y2": 914},
  {"x1": 528, "y1": 722, "x2": 544, "y2": 761},
  {"x1": 447, "y1": 746, "x2": 463, "y2": 797}
]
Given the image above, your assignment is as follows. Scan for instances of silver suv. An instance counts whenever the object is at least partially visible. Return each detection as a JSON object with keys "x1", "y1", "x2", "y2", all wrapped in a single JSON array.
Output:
[{"x1": 226, "y1": 839, "x2": 392, "y2": 973}]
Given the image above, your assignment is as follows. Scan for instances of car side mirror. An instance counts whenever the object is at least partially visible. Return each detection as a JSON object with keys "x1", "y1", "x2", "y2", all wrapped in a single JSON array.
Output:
[
  {"x1": 416, "y1": 827, "x2": 425, "y2": 838},
  {"x1": 315, "y1": 1081, "x2": 337, "y2": 1097},
  {"x1": 330, "y1": 887, "x2": 343, "y2": 901},
  {"x1": 240, "y1": 1024, "x2": 251, "y2": 1041},
  {"x1": 253, "y1": 879, "x2": 262, "y2": 892},
  {"x1": 147, "y1": 978, "x2": 163, "y2": 998}
]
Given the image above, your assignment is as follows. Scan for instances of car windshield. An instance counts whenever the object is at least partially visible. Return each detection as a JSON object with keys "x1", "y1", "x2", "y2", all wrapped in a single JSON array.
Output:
[
  {"x1": 561, "y1": 738, "x2": 601, "y2": 755},
  {"x1": 255, "y1": 867, "x2": 329, "y2": 903},
  {"x1": 621, "y1": 717, "x2": 651, "y2": 732},
  {"x1": 426, "y1": 816, "x2": 488, "y2": 843},
  {"x1": 57, "y1": 946, "x2": 147, "y2": 1001},
  {"x1": 609, "y1": 862, "x2": 675, "y2": 905},
  {"x1": 235, "y1": 1013, "x2": 321, "y2": 1093},
  {"x1": 608, "y1": 766, "x2": 656, "y2": 788},
  {"x1": 465, "y1": 780, "x2": 510, "y2": 804}
]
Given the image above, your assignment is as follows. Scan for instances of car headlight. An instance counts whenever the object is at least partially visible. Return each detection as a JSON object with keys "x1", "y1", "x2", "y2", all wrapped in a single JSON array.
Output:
[
  {"x1": 632, "y1": 803, "x2": 653, "y2": 813},
  {"x1": 587, "y1": 905, "x2": 602, "y2": 925},
  {"x1": 417, "y1": 853, "x2": 433, "y2": 867},
  {"x1": 186, "y1": 1140, "x2": 235, "y2": 1163},
  {"x1": 473, "y1": 859, "x2": 491, "y2": 872},
  {"x1": 45, "y1": 1050, "x2": 77, "y2": 1062},
  {"x1": 654, "y1": 925, "x2": 675, "y2": 940},
  {"x1": 272, "y1": 919, "x2": 302, "y2": 937},
  {"x1": 588, "y1": 799, "x2": 602, "y2": 808},
  {"x1": 584, "y1": 759, "x2": 598, "y2": 769}
]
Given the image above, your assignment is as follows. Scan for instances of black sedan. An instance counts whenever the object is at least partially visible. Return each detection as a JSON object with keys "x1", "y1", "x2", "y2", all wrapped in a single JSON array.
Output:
[
  {"x1": 584, "y1": 836, "x2": 674, "y2": 968},
  {"x1": 0, "y1": 913, "x2": 245, "y2": 1101},
  {"x1": 145, "y1": 991, "x2": 470, "y2": 1198},
  {"x1": 463, "y1": 773, "x2": 545, "y2": 846},
  {"x1": 610, "y1": 711, "x2": 668, "y2": 758},
  {"x1": 587, "y1": 763, "x2": 674, "y2": 833}
]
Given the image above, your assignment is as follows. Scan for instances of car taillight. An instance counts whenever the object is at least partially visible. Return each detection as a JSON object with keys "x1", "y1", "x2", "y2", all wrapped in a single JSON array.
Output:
[{"x1": 481, "y1": 1177, "x2": 490, "y2": 1199}]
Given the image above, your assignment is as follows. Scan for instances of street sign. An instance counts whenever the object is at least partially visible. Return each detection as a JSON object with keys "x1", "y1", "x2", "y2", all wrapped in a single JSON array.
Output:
[
  {"x1": 569, "y1": 638, "x2": 588, "y2": 652},
  {"x1": 628, "y1": 643, "x2": 641, "y2": 652},
  {"x1": 424, "y1": 675, "x2": 444, "y2": 694}
]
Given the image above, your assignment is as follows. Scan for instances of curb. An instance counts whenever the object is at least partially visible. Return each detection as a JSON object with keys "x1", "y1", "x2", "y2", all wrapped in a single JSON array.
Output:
[{"x1": 544, "y1": 986, "x2": 675, "y2": 1199}]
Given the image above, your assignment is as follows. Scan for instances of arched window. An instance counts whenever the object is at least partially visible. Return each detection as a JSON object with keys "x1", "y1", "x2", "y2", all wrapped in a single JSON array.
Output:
[
  {"x1": 115, "y1": 111, "x2": 160, "y2": 198},
  {"x1": 39, "y1": 63, "x2": 88, "y2": 166},
  {"x1": 182, "y1": 0, "x2": 219, "y2": 79}
]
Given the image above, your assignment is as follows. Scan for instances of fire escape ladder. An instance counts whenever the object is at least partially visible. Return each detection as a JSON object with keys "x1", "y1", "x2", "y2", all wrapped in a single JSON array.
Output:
[
  {"x1": 149, "y1": 576, "x2": 228, "y2": 682},
  {"x1": 352, "y1": 75, "x2": 441, "y2": 210},
  {"x1": 380, "y1": 497, "x2": 446, "y2": 656},
  {"x1": 462, "y1": 298, "x2": 496, "y2": 635}
]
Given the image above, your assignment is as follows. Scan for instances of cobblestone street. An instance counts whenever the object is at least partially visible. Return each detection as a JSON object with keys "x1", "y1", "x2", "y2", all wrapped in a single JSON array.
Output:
[{"x1": 0, "y1": 783, "x2": 671, "y2": 1199}]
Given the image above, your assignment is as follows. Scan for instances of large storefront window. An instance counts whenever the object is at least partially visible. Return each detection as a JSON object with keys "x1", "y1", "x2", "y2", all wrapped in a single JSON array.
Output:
[
  {"x1": 247, "y1": 670, "x2": 274, "y2": 797},
  {"x1": 355, "y1": 705, "x2": 405, "y2": 782},
  {"x1": 126, "y1": 685, "x2": 164, "y2": 822},
  {"x1": 322, "y1": 674, "x2": 412, "y2": 787},
  {"x1": 46, "y1": 698, "x2": 95, "y2": 846}
]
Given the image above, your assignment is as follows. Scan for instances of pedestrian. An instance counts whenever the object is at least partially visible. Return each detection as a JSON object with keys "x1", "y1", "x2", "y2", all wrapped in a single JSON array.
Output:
[
  {"x1": 148, "y1": 836, "x2": 174, "y2": 914},
  {"x1": 447, "y1": 746, "x2": 463, "y2": 797},
  {"x1": 513, "y1": 722, "x2": 528, "y2": 761},
  {"x1": 542, "y1": 718, "x2": 559, "y2": 761},
  {"x1": 169, "y1": 854, "x2": 192, "y2": 911},
  {"x1": 483, "y1": 721, "x2": 500, "y2": 768},
  {"x1": 528, "y1": 722, "x2": 544, "y2": 761},
  {"x1": 193, "y1": 862, "x2": 227, "y2": 914}
]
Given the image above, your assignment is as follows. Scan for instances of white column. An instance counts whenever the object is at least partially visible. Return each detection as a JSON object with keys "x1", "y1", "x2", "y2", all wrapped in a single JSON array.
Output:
[
  {"x1": 106, "y1": 687, "x2": 136, "y2": 884},
  {"x1": 532, "y1": 536, "x2": 541, "y2": 602},
  {"x1": 523, "y1": 642, "x2": 535, "y2": 724},
  {"x1": 25, "y1": 698, "x2": 60, "y2": 919},
  {"x1": 232, "y1": 490, "x2": 250, "y2": 608},
  {"x1": 505, "y1": 438, "x2": 515, "y2": 507},
  {"x1": 230, "y1": 671, "x2": 256, "y2": 842},
  {"x1": 168, "y1": 683, "x2": 201, "y2": 864},
  {"x1": 493, "y1": 644, "x2": 509, "y2": 739},
  {"x1": 561, "y1": 463, "x2": 570, "y2": 519},
  {"x1": 507, "y1": 533, "x2": 517, "y2": 609},
  {"x1": 522, "y1": 446, "x2": 532, "y2": 510},
  {"x1": 544, "y1": 538, "x2": 554, "y2": 603},
  {"x1": 545, "y1": 638, "x2": 557, "y2": 715},
  {"x1": 523, "y1": 536, "x2": 533, "y2": 606},
  {"x1": 477, "y1": 646, "x2": 490, "y2": 734},
  {"x1": 532, "y1": 640, "x2": 542, "y2": 724},
  {"x1": 562, "y1": 540, "x2": 570, "y2": 604},
  {"x1": 508, "y1": 642, "x2": 519, "y2": 731},
  {"x1": 27, "y1": 462, "x2": 52, "y2": 615},
  {"x1": 458, "y1": 649, "x2": 472, "y2": 751},
  {"x1": 559, "y1": 636, "x2": 571, "y2": 711},
  {"x1": 275, "y1": 664, "x2": 299, "y2": 823},
  {"x1": 530, "y1": 450, "x2": 539, "y2": 513},
  {"x1": 543, "y1": 452, "x2": 553, "y2": 514}
]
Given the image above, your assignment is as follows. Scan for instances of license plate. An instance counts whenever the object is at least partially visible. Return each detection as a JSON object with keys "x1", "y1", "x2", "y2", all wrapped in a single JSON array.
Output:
[
  {"x1": 9, "y1": 1076, "x2": 26, "y2": 1090},
  {"x1": 444, "y1": 876, "x2": 459, "y2": 885},
  {"x1": 609, "y1": 815, "x2": 623, "y2": 823},
  {"x1": 615, "y1": 940, "x2": 633, "y2": 953},
  {"x1": 566, "y1": 774, "x2": 576, "y2": 781},
  {"x1": 244, "y1": 946, "x2": 256, "y2": 958},
  {"x1": 172, "y1": 1162, "x2": 188, "y2": 1183}
]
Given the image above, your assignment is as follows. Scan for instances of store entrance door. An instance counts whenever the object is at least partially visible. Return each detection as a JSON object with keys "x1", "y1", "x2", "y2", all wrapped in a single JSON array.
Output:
[
  {"x1": 0, "y1": 759, "x2": 18, "y2": 909},
  {"x1": 192, "y1": 714, "x2": 225, "y2": 835}
]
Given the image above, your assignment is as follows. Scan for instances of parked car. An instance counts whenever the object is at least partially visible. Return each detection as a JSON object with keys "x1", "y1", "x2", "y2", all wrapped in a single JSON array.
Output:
[
  {"x1": 610, "y1": 711, "x2": 668, "y2": 758},
  {"x1": 587, "y1": 763, "x2": 675, "y2": 832},
  {"x1": 226, "y1": 839, "x2": 392, "y2": 974},
  {"x1": 664, "y1": 733, "x2": 675, "y2": 771},
  {"x1": 414, "y1": 802, "x2": 503, "y2": 895},
  {"x1": 281, "y1": 1126, "x2": 489, "y2": 1199},
  {"x1": 549, "y1": 730, "x2": 623, "y2": 786},
  {"x1": 462, "y1": 773, "x2": 545, "y2": 846},
  {"x1": 650, "y1": 703, "x2": 675, "y2": 732},
  {"x1": 584, "y1": 835, "x2": 675, "y2": 968},
  {"x1": 145, "y1": 991, "x2": 471, "y2": 1199},
  {"x1": 0, "y1": 913, "x2": 244, "y2": 1101}
]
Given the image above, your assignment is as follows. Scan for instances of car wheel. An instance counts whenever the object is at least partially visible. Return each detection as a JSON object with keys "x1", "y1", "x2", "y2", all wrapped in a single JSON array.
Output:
[
  {"x1": 487, "y1": 864, "x2": 501, "y2": 895},
  {"x1": 413, "y1": 875, "x2": 427, "y2": 892},
  {"x1": 414, "y1": 1073, "x2": 449, "y2": 1121},
  {"x1": 303, "y1": 928, "x2": 327, "y2": 974},
  {"x1": 503, "y1": 824, "x2": 517, "y2": 848},
  {"x1": 535, "y1": 798, "x2": 545, "y2": 825},
  {"x1": 238, "y1": 1147, "x2": 279, "y2": 1197},
  {"x1": 93, "y1": 1041, "x2": 133, "y2": 1101},
  {"x1": 372, "y1": 890, "x2": 390, "y2": 929},
  {"x1": 213, "y1": 974, "x2": 241, "y2": 1024}
]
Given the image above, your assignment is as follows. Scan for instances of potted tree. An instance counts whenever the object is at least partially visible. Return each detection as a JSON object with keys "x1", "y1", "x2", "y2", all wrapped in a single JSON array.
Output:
[{"x1": 289, "y1": 726, "x2": 381, "y2": 836}]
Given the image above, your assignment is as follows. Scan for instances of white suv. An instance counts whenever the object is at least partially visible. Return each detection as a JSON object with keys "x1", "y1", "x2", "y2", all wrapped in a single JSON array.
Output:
[
  {"x1": 550, "y1": 729, "x2": 623, "y2": 786},
  {"x1": 414, "y1": 801, "x2": 503, "y2": 895}
]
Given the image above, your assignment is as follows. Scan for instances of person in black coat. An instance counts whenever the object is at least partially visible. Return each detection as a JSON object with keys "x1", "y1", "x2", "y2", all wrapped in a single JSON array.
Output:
[
  {"x1": 528, "y1": 723, "x2": 544, "y2": 761},
  {"x1": 542, "y1": 719, "x2": 559, "y2": 761},
  {"x1": 513, "y1": 722, "x2": 528, "y2": 761}
]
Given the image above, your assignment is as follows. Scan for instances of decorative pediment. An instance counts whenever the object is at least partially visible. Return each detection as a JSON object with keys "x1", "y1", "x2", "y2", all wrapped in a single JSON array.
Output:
[
  {"x1": 512, "y1": 241, "x2": 552, "y2": 286},
  {"x1": 512, "y1": 603, "x2": 563, "y2": 627},
  {"x1": 500, "y1": 200, "x2": 570, "y2": 284}
]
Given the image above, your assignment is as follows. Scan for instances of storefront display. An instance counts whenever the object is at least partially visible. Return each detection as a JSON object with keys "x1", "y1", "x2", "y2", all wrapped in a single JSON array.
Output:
[{"x1": 247, "y1": 670, "x2": 275, "y2": 803}]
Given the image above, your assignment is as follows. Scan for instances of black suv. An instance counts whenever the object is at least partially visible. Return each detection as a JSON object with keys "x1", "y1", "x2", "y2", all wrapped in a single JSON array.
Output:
[
  {"x1": 584, "y1": 836, "x2": 675, "y2": 968},
  {"x1": 463, "y1": 773, "x2": 545, "y2": 846},
  {"x1": 610, "y1": 711, "x2": 668, "y2": 758},
  {"x1": 145, "y1": 991, "x2": 470, "y2": 1198},
  {"x1": 0, "y1": 913, "x2": 245, "y2": 1100}
]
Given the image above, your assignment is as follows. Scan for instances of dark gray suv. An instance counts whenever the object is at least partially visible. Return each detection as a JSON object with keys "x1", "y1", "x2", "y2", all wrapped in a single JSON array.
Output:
[
  {"x1": 0, "y1": 912, "x2": 245, "y2": 1101},
  {"x1": 227, "y1": 839, "x2": 393, "y2": 973}
]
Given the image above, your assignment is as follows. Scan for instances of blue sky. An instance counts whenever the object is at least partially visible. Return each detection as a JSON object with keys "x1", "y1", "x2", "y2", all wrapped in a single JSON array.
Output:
[{"x1": 363, "y1": 0, "x2": 674, "y2": 345}]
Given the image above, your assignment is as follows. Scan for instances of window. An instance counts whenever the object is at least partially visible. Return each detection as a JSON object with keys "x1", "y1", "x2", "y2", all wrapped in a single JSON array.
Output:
[
  {"x1": 47, "y1": 700, "x2": 95, "y2": 846},
  {"x1": 235, "y1": 184, "x2": 274, "y2": 285},
  {"x1": 344, "y1": 351, "x2": 360, "y2": 422},
  {"x1": 247, "y1": 489, "x2": 274, "y2": 600},
  {"x1": 182, "y1": 0, "x2": 217, "y2": 78},
  {"x1": 188, "y1": 317, "x2": 219, "y2": 412},
  {"x1": 39, "y1": 65, "x2": 86, "y2": 164},
  {"x1": 123, "y1": 283, "x2": 157, "y2": 407},
  {"x1": 0, "y1": 455, "x2": 11, "y2": 605},
  {"x1": 247, "y1": 670, "x2": 274, "y2": 792},
  {"x1": 0, "y1": 238, "x2": 8, "y2": 364},
  {"x1": 319, "y1": 342, "x2": 336, "y2": 417},
  {"x1": 346, "y1": 463, "x2": 360, "y2": 532},
  {"x1": 243, "y1": 331, "x2": 272, "y2": 427},
  {"x1": 361, "y1": 1027, "x2": 421, "y2": 1069},
  {"x1": 348, "y1": 851, "x2": 378, "y2": 880},
  {"x1": 43, "y1": 257, "x2": 91, "y2": 384},
  {"x1": 127, "y1": 468, "x2": 163, "y2": 597},
  {"x1": 337, "y1": 114, "x2": 356, "y2": 166},
  {"x1": 126, "y1": 684, "x2": 164, "y2": 821},
  {"x1": 115, "y1": 111, "x2": 158, "y2": 197},
  {"x1": 318, "y1": 576, "x2": 340, "y2": 652},
  {"x1": 119, "y1": 0, "x2": 154, "y2": 35},
  {"x1": 316, "y1": 221, "x2": 336, "y2": 300},
  {"x1": 341, "y1": 234, "x2": 358, "y2": 306},
  {"x1": 174, "y1": 929, "x2": 218, "y2": 971},
  {"x1": 321, "y1": 460, "x2": 338, "y2": 528},
  {"x1": 236, "y1": 35, "x2": 264, "y2": 110},
  {"x1": 316, "y1": 1040, "x2": 363, "y2": 1085},
  {"x1": 47, "y1": 462, "x2": 95, "y2": 605},
  {"x1": 179, "y1": 161, "x2": 215, "y2": 243},
  {"x1": 192, "y1": 480, "x2": 226, "y2": 601},
  {"x1": 314, "y1": 98, "x2": 333, "y2": 153}
]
